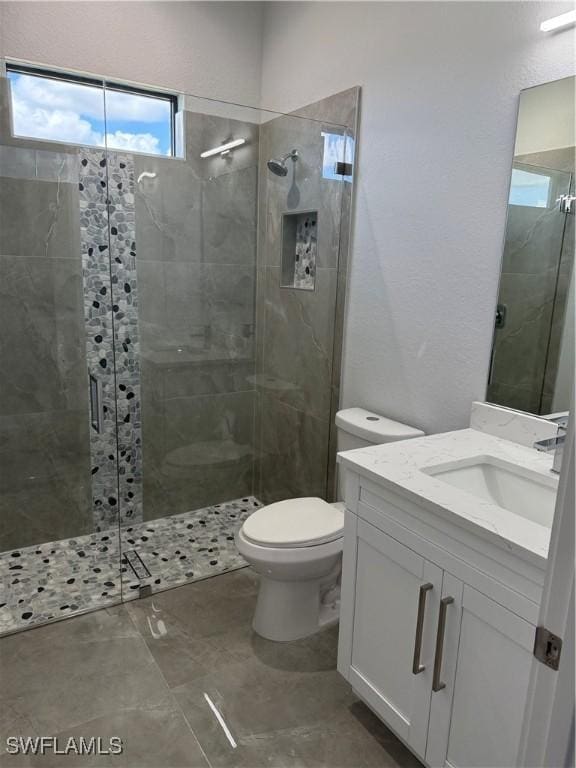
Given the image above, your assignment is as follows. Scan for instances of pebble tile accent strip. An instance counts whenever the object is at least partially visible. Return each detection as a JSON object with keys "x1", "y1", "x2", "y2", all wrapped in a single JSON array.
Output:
[
  {"x1": 0, "y1": 497, "x2": 260, "y2": 636},
  {"x1": 78, "y1": 149, "x2": 143, "y2": 531},
  {"x1": 107, "y1": 152, "x2": 143, "y2": 527}
]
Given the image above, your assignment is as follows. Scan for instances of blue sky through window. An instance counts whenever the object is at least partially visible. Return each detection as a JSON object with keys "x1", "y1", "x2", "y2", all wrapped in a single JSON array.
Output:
[
  {"x1": 509, "y1": 167, "x2": 551, "y2": 208},
  {"x1": 321, "y1": 131, "x2": 354, "y2": 182},
  {"x1": 7, "y1": 71, "x2": 173, "y2": 156}
]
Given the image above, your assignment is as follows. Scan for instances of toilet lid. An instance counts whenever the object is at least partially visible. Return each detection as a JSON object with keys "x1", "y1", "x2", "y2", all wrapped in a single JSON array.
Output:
[{"x1": 242, "y1": 497, "x2": 344, "y2": 548}]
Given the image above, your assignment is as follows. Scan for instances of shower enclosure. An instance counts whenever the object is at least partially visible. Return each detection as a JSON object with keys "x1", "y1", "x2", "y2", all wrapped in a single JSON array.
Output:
[{"x1": 0, "y1": 69, "x2": 359, "y2": 634}]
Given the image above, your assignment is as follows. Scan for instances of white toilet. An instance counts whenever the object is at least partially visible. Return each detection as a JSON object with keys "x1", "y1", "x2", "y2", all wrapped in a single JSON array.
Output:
[{"x1": 236, "y1": 407, "x2": 424, "y2": 641}]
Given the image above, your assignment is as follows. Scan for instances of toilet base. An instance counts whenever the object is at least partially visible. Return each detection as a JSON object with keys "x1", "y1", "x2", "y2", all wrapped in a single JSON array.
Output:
[{"x1": 253, "y1": 574, "x2": 340, "y2": 642}]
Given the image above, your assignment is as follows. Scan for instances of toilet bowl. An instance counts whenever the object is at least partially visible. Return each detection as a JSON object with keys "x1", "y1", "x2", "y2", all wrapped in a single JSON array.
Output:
[
  {"x1": 237, "y1": 408, "x2": 425, "y2": 642},
  {"x1": 236, "y1": 497, "x2": 344, "y2": 641}
]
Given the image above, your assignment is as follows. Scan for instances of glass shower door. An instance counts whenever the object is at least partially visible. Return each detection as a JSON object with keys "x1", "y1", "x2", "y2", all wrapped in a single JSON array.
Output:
[
  {"x1": 102, "y1": 86, "x2": 350, "y2": 600},
  {"x1": 0, "y1": 75, "x2": 122, "y2": 634},
  {"x1": 103, "y1": 86, "x2": 263, "y2": 599}
]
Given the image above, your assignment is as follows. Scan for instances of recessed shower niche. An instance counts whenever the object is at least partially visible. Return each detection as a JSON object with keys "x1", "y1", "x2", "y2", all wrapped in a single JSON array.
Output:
[{"x1": 281, "y1": 211, "x2": 318, "y2": 290}]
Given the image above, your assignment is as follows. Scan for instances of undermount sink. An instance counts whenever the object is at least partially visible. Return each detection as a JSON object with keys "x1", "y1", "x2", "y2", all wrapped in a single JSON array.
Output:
[{"x1": 422, "y1": 455, "x2": 558, "y2": 528}]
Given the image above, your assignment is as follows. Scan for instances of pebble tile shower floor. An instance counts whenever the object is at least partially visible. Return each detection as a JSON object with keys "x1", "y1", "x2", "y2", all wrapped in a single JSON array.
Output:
[{"x1": 0, "y1": 497, "x2": 261, "y2": 635}]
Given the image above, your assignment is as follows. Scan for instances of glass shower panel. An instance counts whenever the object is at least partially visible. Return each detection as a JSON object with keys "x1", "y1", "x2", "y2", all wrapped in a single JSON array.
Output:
[
  {"x1": 255, "y1": 112, "x2": 347, "y2": 506},
  {"x1": 106, "y1": 89, "x2": 262, "y2": 597},
  {"x1": 0, "y1": 75, "x2": 122, "y2": 635},
  {"x1": 541, "y1": 175, "x2": 575, "y2": 413},
  {"x1": 104, "y1": 86, "x2": 348, "y2": 598}
]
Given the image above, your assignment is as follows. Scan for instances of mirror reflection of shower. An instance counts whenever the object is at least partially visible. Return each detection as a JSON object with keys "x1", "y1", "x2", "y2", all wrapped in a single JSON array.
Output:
[{"x1": 267, "y1": 149, "x2": 299, "y2": 176}]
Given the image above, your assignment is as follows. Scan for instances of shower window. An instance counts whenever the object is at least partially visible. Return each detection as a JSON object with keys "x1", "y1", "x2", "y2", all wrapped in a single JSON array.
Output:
[
  {"x1": 6, "y1": 63, "x2": 177, "y2": 156},
  {"x1": 509, "y1": 166, "x2": 552, "y2": 208},
  {"x1": 321, "y1": 131, "x2": 354, "y2": 182}
]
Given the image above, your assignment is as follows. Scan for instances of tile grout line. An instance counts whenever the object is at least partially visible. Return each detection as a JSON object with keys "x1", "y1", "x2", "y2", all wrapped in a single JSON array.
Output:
[{"x1": 123, "y1": 602, "x2": 215, "y2": 768}]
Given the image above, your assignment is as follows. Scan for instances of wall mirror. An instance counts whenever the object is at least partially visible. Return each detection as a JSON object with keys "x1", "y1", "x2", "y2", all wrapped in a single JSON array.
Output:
[{"x1": 487, "y1": 76, "x2": 574, "y2": 416}]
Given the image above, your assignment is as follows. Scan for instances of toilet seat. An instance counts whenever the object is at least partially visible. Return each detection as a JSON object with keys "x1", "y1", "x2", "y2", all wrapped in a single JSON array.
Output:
[{"x1": 242, "y1": 497, "x2": 344, "y2": 548}]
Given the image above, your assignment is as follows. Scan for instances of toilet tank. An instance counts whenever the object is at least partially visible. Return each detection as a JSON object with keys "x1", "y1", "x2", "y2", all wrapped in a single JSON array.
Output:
[{"x1": 335, "y1": 407, "x2": 425, "y2": 499}]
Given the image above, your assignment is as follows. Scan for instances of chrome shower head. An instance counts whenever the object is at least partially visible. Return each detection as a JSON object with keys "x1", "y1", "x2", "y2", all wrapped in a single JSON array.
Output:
[
  {"x1": 267, "y1": 158, "x2": 288, "y2": 176},
  {"x1": 267, "y1": 149, "x2": 298, "y2": 176}
]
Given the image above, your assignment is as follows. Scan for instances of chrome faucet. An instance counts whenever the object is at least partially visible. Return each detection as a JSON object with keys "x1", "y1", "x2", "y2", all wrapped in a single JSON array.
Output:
[{"x1": 533, "y1": 415, "x2": 568, "y2": 475}]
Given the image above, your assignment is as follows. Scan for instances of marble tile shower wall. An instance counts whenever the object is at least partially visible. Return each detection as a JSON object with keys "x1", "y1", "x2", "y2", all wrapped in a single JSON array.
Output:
[
  {"x1": 0, "y1": 70, "x2": 262, "y2": 548},
  {"x1": 0, "y1": 73, "x2": 358, "y2": 555},
  {"x1": 0, "y1": 77, "x2": 93, "y2": 552},
  {"x1": 134, "y1": 110, "x2": 260, "y2": 520},
  {"x1": 0, "y1": 141, "x2": 141, "y2": 548},
  {"x1": 0, "y1": 83, "x2": 261, "y2": 548},
  {"x1": 518, "y1": 147, "x2": 575, "y2": 415},
  {"x1": 254, "y1": 88, "x2": 359, "y2": 504},
  {"x1": 488, "y1": 146, "x2": 575, "y2": 414},
  {"x1": 544, "y1": 184, "x2": 575, "y2": 413}
]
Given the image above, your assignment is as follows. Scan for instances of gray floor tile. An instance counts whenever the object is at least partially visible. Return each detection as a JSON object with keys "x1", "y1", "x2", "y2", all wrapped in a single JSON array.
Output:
[
  {"x1": 1, "y1": 707, "x2": 210, "y2": 768},
  {"x1": 1, "y1": 570, "x2": 420, "y2": 768},
  {"x1": 125, "y1": 569, "x2": 260, "y2": 689},
  {"x1": 0, "y1": 609, "x2": 172, "y2": 736},
  {"x1": 171, "y1": 662, "x2": 356, "y2": 767}
]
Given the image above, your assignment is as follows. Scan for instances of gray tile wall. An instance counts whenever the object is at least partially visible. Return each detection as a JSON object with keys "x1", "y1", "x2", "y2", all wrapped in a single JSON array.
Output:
[
  {"x1": 0, "y1": 81, "x2": 92, "y2": 551},
  {"x1": 488, "y1": 148, "x2": 575, "y2": 414},
  {"x1": 542, "y1": 180, "x2": 575, "y2": 413},
  {"x1": 135, "y1": 111, "x2": 259, "y2": 520},
  {"x1": 255, "y1": 88, "x2": 359, "y2": 504},
  {"x1": 0, "y1": 72, "x2": 359, "y2": 549}
]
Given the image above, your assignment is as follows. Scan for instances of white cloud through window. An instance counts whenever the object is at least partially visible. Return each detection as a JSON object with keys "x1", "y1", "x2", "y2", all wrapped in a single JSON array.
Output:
[{"x1": 9, "y1": 73, "x2": 171, "y2": 155}]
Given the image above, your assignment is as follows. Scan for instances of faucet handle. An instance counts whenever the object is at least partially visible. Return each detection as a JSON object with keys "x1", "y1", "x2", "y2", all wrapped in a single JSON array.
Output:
[{"x1": 544, "y1": 412, "x2": 569, "y2": 428}]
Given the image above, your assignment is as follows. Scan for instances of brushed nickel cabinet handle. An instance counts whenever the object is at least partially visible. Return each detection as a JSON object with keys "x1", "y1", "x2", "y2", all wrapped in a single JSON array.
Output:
[
  {"x1": 412, "y1": 583, "x2": 433, "y2": 675},
  {"x1": 432, "y1": 596, "x2": 454, "y2": 692}
]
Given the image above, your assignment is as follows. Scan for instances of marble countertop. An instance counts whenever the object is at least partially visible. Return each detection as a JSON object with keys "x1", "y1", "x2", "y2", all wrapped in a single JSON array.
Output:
[{"x1": 338, "y1": 428, "x2": 557, "y2": 568}]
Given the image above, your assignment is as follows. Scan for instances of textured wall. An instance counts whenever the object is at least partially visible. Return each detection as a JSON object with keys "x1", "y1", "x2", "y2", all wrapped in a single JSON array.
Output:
[
  {"x1": 0, "y1": 1, "x2": 264, "y2": 105},
  {"x1": 260, "y1": 1, "x2": 575, "y2": 434}
]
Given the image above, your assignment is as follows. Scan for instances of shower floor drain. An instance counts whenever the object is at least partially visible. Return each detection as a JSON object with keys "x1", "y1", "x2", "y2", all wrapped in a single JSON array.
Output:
[{"x1": 124, "y1": 550, "x2": 151, "y2": 581}]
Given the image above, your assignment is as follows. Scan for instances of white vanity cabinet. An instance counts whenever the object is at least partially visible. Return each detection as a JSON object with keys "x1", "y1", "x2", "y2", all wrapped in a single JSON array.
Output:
[
  {"x1": 338, "y1": 474, "x2": 545, "y2": 768},
  {"x1": 426, "y1": 579, "x2": 534, "y2": 768},
  {"x1": 344, "y1": 517, "x2": 442, "y2": 758}
]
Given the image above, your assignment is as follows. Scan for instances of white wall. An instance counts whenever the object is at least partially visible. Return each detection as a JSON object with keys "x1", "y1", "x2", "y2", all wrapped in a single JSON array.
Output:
[
  {"x1": 0, "y1": 1, "x2": 264, "y2": 105},
  {"x1": 260, "y1": 1, "x2": 575, "y2": 434},
  {"x1": 515, "y1": 75, "x2": 575, "y2": 155}
]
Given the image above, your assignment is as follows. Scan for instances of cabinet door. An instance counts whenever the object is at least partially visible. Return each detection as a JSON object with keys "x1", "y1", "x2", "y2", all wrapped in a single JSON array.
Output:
[
  {"x1": 348, "y1": 519, "x2": 443, "y2": 758},
  {"x1": 427, "y1": 583, "x2": 535, "y2": 768}
]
